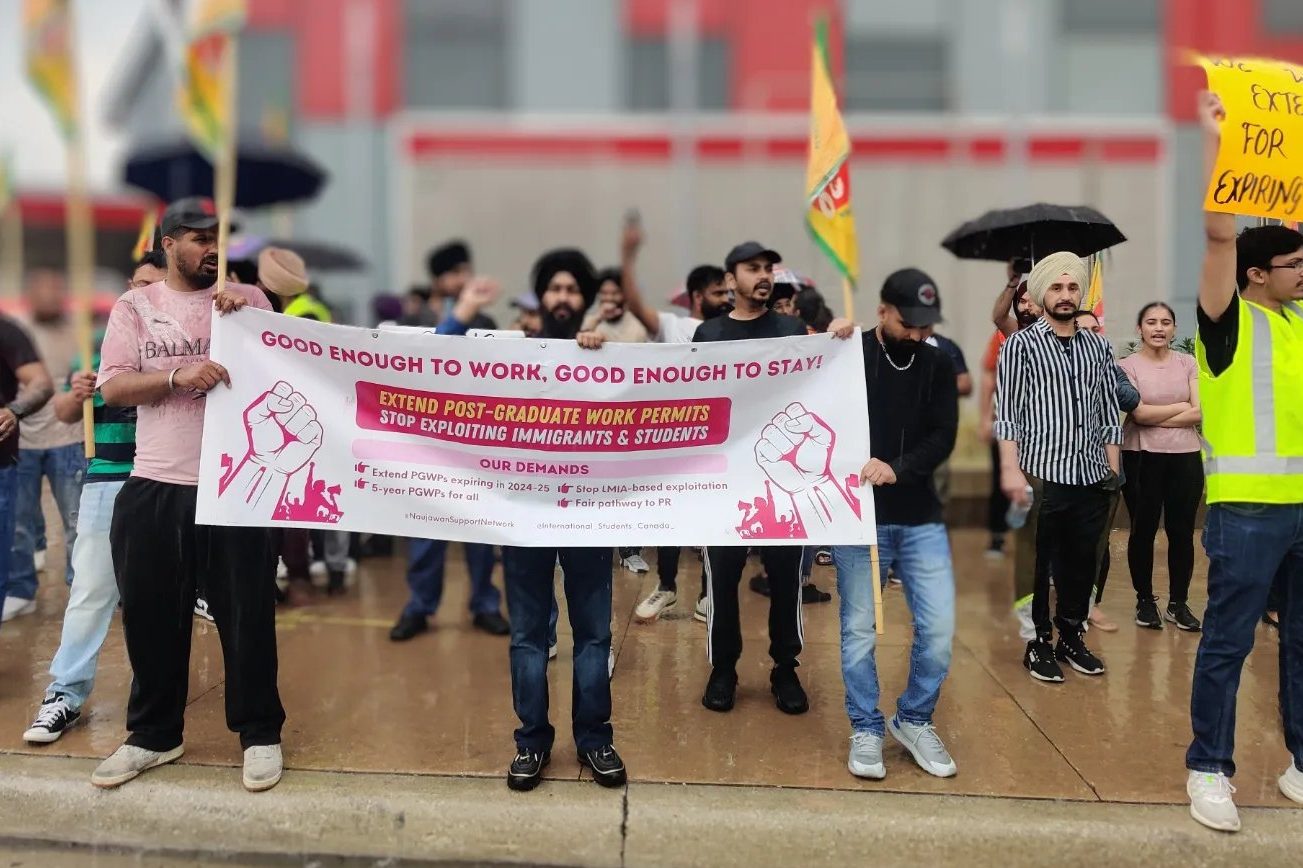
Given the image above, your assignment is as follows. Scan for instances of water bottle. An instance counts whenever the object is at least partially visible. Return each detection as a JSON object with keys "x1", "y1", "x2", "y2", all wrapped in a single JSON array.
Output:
[{"x1": 1006, "y1": 485, "x2": 1035, "y2": 529}]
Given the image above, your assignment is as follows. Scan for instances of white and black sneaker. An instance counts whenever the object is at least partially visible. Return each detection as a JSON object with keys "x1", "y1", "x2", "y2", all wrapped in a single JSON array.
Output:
[
  {"x1": 23, "y1": 694, "x2": 81, "y2": 744},
  {"x1": 507, "y1": 748, "x2": 550, "y2": 791},
  {"x1": 1055, "y1": 631, "x2": 1105, "y2": 675},
  {"x1": 1023, "y1": 640, "x2": 1065, "y2": 683},
  {"x1": 1165, "y1": 602, "x2": 1202, "y2": 632},
  {"x1": 579, "y1": 745, "x2": 627, "y2": 788},
  {"x1": 1135, "y1": 596, "x2": 1163, "y2": 630}
]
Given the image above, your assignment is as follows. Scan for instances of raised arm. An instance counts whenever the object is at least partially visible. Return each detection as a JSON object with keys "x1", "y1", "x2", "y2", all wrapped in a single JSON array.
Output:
[
  {"x1": 992, "y1": 262, "x2": 1021, "y2": 337},
  {"x1": 618, "y1": 219, "x2": 662, "y2": 337},
  {"x1": 1197, "y1": 91, "x2": 1238, "y2": 323}
]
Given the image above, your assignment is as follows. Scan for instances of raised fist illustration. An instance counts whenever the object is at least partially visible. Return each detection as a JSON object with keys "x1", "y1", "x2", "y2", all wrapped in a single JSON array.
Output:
[
  {"x1": 754, "y1": 402, "x2": 835, "y2": 495},
  {"x1": 220, "y1": 381, "x2": 324, "y2": 518}
]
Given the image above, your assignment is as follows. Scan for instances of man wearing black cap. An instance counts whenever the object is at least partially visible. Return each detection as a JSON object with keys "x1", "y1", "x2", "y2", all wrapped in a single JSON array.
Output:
[
  {"x1": 91, "y1": 197, "x2": 287, "y2": 793},
  {"x1": 503, "y1": 247, "x2": 625, "y2": 793},
  {"x1": 402, "y1": 240, "x2": 497, "y2": 332},
  {"x1": 832, "y1": 268, "x2": 959, "y2": 781},
  {"x1": 694, "y1": 241, "x2": 812, "y2": 716}
]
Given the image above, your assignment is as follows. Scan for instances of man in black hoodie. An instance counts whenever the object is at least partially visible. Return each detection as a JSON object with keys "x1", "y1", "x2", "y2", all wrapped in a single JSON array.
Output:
[
  {"x1": 833, "y1": 268, "x2": 959, "y2": 783},
  {"x1": 503, "y1": 248, "x2": 625, "y2": 793}
]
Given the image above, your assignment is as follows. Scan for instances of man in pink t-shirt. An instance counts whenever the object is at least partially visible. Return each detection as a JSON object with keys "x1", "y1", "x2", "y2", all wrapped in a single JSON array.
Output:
[{"x1": 89, "y1": 198, "x2": 286, "y2": 793}]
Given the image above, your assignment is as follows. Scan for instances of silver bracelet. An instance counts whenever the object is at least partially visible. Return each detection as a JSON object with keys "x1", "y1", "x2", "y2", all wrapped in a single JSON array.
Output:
[{"x1": 168, "y1": 368, "x2": 179, "y2": 392}]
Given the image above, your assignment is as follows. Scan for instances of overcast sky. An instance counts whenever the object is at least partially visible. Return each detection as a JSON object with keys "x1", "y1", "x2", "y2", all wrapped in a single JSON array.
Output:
[{"x1": 1, "y1": 0, "x2": 149, "y2": 191}]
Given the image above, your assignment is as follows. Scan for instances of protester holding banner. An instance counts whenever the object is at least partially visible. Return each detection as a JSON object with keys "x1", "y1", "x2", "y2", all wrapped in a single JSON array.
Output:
[
  {"x1": 0, "y1": 314, "x2": 53, "y2": 628},
  {"x1": 695, "y1": 241, "x2": 813, "y2": 716},
  {"x1": 1183, "y1": 89, "x2": 1303, "y2": 833},
  {"x1": 996, "y1": 252, "x2": 1121, "y2": 685},
  {"x1": 504, "y1": 247, "x2": 624, "y2": 792},
  {"x1": 91, "y1": 198, "x2": 286, "y2": 793},
  {"x1": 22, "y1": 252, "x2": 165, "y2": 743},
  {"x1": 835, "y1": 267, "x2": 958, "y2": 781}
]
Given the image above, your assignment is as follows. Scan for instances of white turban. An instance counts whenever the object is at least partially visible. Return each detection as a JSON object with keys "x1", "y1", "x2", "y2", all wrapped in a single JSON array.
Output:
[{"x1": 1026, "y1": 252, "x2": 1088, "y2": 308}]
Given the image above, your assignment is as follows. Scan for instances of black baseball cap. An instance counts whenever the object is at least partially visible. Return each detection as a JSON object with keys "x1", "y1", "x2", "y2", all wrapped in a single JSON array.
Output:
[
  {"x1": 724, "y1": 241, "x2": 781, "y2": 272},
  {"x1": 161, "y1": 196, "x2": 229, "y2": 237},
  {"x1": 880, "y1": 268, "x2": 942, "y2": 326}
]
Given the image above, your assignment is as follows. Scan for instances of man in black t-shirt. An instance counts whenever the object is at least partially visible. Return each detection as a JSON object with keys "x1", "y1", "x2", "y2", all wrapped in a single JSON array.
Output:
[
  {"x1": 0, "y1": 316, "x2": 54, "y2": 626},
  {"x1": 694, "y1": 242, "x2": 812, "y2": 716}
]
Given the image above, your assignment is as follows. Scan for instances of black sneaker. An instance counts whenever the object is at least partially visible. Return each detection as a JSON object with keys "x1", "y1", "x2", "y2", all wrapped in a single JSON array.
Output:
[
  {"x1": 23, "y1": 694, "x2": 81, "y2": 744},
  {"x1": 801, "y1": 584, "x2": 832, "y2": 603},
  {"x1": 473, "y1": 611, "x2": 511, "y2": 636},
  {"x1": 748, "y1": 574, "x2": 771, "y2": 597},
  {"x1": 1135, "y1": 597, "x2": 1163, "y2": 630},
  {"x1": 1165, "y1": 602, "x2": 1202, "y2": 632},
  {"x1": 770, "y1": 666, "x2": 809, "y2": 715},
  {"x1": 579, "y1": 745, "x2": 627, "y2": 788},
  {"x1": 507, "y1": 748, "x2": 550, "y2": 791},
  {"x1": 388, "y1": 613, "x2": 428, "y2": 642},
  {"x1": 1055, "y1": 631, "x2": 1105, "y2": 676},
  {"x1": 327, "y1": 570, "x2": 346, "y2": 596},
  {"x1": 701, "y1": 667, "x2": 737, "y2": 712},
  {"x1": 1023, "y1": 640, "x2": 1065, "y2": 683}
]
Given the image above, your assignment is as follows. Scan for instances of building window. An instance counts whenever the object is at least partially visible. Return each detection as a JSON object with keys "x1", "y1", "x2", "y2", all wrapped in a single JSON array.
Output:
[
  {"x1": 403, "y1": 0, "x2": 509, "y2": 109},
  {"x1": 1263, "y1": 0, "x2": 1303, "y2": 33},
  {"x1": 1061, "y1": 0, "x2": 1159, "y2": 35},
  {"x1": 626, "y1": 36, "x2": 730, "y2": 111},
  {"x1": 844, "y1": 36, "x2": 948, "y2": 112}
]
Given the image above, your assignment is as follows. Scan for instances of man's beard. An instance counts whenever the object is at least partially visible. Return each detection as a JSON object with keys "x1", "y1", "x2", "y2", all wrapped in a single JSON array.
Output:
[
  {"x1": 541, "y1": 306, "x2": 582, "y2": 339},
  {"x1": 1015, "y1": 308, "x2": 1040, "y2": 328},
  {"x1": 881, "y1": 330, "x2": 919, "y2": 357},
  {"x1": 700, "y1": 299, "x2": 733, "y2": 320},
  {"x1": 1047, "y1": 304, "x2": 1077, "y2": 323},
  {"x1": 180, "y1": 259, "x2": 218, "y2": 290}
]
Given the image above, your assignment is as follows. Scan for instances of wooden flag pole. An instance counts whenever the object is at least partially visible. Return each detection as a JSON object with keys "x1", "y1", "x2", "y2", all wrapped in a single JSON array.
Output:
[
  {"x1": 0, "y1": 196, "x2": 21, "y2": 300},
  {"x1": 213, "y1": 34, "x2": 240, "y2": 296},
  {"x1": 65, "y1": 137, "x2": 95, "y2": 459}
]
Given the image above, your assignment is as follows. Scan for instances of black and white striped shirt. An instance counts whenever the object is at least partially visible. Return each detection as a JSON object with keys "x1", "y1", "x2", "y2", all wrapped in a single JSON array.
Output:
[{"x1": 994, "y1": 320, "x2": 1123, "y2": 486}]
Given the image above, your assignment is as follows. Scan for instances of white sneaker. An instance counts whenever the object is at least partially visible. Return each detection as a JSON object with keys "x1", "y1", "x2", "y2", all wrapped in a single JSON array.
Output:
[
  {"x1": 34, "y1": 549, "x2": 46, "y2": 573},
  {"x1": 621, "y1": 553, "x2": 650, "y2": 574},
  {"x1": 275, "y1": 558, "x2": 288, "y2": 581},
  {"x1": 243, "y1": 744, "x2": 283, "y2": 792},
  {"x1": 634, "y1": 588, "x2": 677, "y2": 622},
  {"x1": 92, "y1": 743, "x2": 184, "y2": 788},
  {"x1": 1, "y1": 597, "x2": 36, "y2": 622},
  {"x1": 693, "y1": 596, "x2": 709, "y2": 623},
  {"x1": 1187, "y1": 770, "x2": 1240, "y2": 832},
  {"x1": 309, "y1": 560, "x2": 327, "y2": 578},
  {"x1": 1280, "y1": 763, "x2": 1303, "y2": 805},
  {"x1": 848, "y1": 731, "x2": 886, "y2": 779},
  {"x1": 888, "y1": 717, "x2": 957, "y2": 778},
  {"x1": 193, "y1": 597, "x2": 215, "y2": 622},
  {"x1": 1014, "y1": 598, "x2": 1035, "y2": 642}
]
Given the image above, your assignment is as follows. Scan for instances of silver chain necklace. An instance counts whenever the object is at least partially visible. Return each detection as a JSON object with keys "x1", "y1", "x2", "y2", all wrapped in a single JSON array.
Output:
[{"x1": 876, "y1": 331, "x2": 916, "y2": 371}]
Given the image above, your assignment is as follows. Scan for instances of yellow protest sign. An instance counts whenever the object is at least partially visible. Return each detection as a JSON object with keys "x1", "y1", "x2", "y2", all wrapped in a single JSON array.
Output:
[{"x1": 1198, "y1": 55, "x2": 1303, "y2": 221}]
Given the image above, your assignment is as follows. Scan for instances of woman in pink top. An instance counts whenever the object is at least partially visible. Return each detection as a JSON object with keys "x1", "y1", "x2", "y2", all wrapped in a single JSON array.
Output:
[{"x1": 1118, "y1": 302, "x2": 1204, "y2": 633}]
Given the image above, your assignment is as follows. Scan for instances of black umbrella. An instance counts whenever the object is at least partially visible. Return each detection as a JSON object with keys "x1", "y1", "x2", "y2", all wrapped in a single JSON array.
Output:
[
  {"x1": 941, "y1": 203, "x2": 1126, "y2": 262},
  {"x1": 229, "y1": 236, "x2": 368, "y2": 272},
  {"x1": 124, "y1": 140, "x2": 328, "y2": 209}
]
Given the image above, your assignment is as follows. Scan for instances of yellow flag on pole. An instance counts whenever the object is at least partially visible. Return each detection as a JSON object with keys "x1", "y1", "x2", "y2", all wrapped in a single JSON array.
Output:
[
  {"x1": 24, "y1": 0, "x2": 78, "y2": 141},
  {"x1": 1084, "y1": 255, "x2": 1106, "y2": 329},
  {"x1": 179, "y1": 0, "x2": 247, "y2": 162},
  {"x1": 805, "y1": 18, "x2": 858, "y2": 286},
  {"x1": 132, "y1": 208, "x2": 159, "y2": 261}
]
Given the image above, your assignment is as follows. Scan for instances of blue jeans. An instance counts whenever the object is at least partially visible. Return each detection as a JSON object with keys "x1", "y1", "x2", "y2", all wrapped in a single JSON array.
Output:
[
  {"x1": 503, "y1": 546, "x2": 612, "y2": 752},
  {"x1": 46, "y1": 480, "x2": 124, "y2": 708},
  {"x1": 833, "y1": 524, "x2": 955, "y2": 736},
  {"x1": 10, "y1": 443, "x2": 85, "y2": 598},
  {"x1": 1188, "y1": 503, "x2": 1303, "y2": 776},
  {"x1": 401, "y1": 539, "x2": 501, "y2": 618},
  {"x1": 0, "y1": 464, "x2": 17, "y2": 627}
]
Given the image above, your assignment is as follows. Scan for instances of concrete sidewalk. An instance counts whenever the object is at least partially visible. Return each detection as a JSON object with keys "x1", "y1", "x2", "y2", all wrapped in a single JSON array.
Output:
[{"x1": 1, "y1": 753, "x2": 1299, "y2": 867}]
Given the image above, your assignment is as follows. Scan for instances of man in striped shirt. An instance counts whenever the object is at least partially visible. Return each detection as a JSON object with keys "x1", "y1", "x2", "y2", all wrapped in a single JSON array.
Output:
[
  {"x1": 995, "y1": 252, "x2": 1122, "y2": 684},
  {"x1": 21, "y1": 251, "x2": 165, "y2": 743}
]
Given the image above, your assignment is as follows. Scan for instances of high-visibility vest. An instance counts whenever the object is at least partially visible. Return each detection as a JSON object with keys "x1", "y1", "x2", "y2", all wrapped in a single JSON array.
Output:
[
  {"x1": 1196, "y1": 295, "x2": 1303, "y2": 504},
  {"x1": 284, "y1": 294, "x2": 332, "y2": 323}
]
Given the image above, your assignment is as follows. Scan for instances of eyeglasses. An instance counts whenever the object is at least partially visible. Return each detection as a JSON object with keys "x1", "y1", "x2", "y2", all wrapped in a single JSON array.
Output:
[{"x1": 1265, "y1": 260, "x2": 1303, "y2": 272}]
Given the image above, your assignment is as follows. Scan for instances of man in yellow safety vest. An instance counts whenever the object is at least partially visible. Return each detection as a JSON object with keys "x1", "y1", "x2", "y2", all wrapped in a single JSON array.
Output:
[{"x1": 1185, "y1": 91, "x2": 1303, "y2": 833}]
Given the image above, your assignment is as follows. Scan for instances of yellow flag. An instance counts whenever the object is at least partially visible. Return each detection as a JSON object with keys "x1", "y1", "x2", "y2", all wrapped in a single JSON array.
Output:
[
  {"x1": 24, "y1": 0, "x2": 78, "y2": 141},
  {"x1": 179, "y1": 0, "x2": 247, "y2": 162},
  {"x1": 132, "y1": 208, "x2": 159, "y2": 261},
  {"x1": 1085, "y1": 255, "x2": 1105, "y2": 327},
  {"x1": 805, "y1": 18, "x2": 858, "y2": 285}
]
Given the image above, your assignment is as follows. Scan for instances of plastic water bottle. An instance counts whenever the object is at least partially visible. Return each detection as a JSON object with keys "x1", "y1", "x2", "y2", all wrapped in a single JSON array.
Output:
[{"x1": 1006, "y1": 485, "x2": 1035, "y2": 529}]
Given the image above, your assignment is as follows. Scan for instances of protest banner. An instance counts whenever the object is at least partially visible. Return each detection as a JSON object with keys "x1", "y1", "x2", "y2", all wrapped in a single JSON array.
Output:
[
  {"x1": 1198, "y1": 54, "x2": 1303, "y2": 221},
  {"x1": 196, "y1": 308, "x2": 876, "y2": 548}
]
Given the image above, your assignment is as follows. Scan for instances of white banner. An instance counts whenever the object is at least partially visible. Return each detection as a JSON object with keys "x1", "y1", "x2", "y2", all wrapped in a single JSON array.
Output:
[{"x1": 196, "y1": 308, "x2": 876, "y2": 547}]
